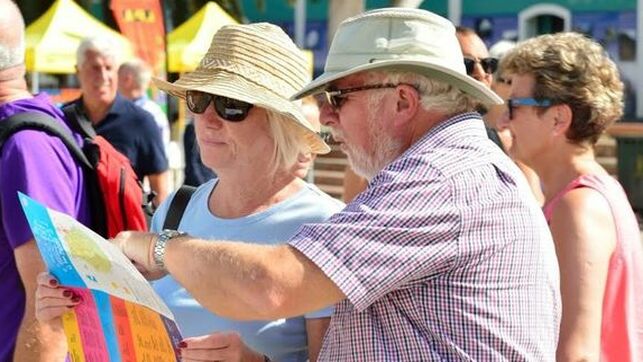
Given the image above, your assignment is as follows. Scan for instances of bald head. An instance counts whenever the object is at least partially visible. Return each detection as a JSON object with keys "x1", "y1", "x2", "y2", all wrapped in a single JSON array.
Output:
[{"x1": 0, "y1": 0, "x2": 26, "y2": 70}]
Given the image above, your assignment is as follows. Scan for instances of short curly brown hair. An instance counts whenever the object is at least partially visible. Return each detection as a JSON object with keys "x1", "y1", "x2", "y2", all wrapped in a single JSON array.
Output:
[{"x1": 501, "y1": 32, "x2": 623, "y2": 144}]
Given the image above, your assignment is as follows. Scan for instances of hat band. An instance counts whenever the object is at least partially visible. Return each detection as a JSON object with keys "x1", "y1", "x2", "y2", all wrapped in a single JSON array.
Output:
[
  {"x1": 200, "y1": 49, "x2": 308, "y2": 87},
  {"x1": 191, "y1": 62, "x2": 303, "y2": 100},
  {"x1": 324, "y1": 53, "x2": 464, "y2": 75}
]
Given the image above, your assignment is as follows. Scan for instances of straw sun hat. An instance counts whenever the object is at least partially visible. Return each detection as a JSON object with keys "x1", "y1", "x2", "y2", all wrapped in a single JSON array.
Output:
[
  {"x1": 292, "y1": 8, "x2": 503, "y2": 106},
  {"x1": 153, "y1": 23, "x2": 329, "y2": 154}
]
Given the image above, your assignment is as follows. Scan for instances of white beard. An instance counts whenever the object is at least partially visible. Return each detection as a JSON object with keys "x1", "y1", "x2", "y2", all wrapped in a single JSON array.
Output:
[{"x1": 342, "y1": 110, "x2": 404, "y2": 180}]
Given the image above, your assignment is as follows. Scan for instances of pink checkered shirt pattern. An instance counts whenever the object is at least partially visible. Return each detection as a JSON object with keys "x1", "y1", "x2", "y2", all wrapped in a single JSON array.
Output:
[{"x1": 290, "y1": 113, "x2": 561, "y2": 361}]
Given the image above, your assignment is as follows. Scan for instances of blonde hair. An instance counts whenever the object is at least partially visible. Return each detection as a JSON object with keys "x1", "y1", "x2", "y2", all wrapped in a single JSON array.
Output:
[
  {"x1": 501, "y1": 32, "x2": 623, "y2": 144},
  {"x1": 266, "y1": 110, "x2": 311, "y2": 174},
  {"x1": 301, "y1": 96, "x2": 321, "y2": 132}
]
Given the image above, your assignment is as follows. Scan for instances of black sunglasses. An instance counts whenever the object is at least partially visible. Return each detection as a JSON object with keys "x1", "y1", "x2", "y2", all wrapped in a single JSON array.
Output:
[
  {"x1": 186, "y1": 90, "x2": 253, "y2": 122},
  {"x1": 320, "y1": 83, "x2": 401, "y2": 110},
  {"x1": 463, "y1": 57, "x2": 498, "y2": 75}
]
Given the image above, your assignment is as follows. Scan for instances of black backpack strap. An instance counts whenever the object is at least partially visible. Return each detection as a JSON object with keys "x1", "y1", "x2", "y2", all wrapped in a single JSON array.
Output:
[
  {"x1": 162, "y1": 185, "x2": 197, "y2": 230},
  {"x1": 62, "y1": 102, "x2": 97, "y2": 139},
  {"x1": 0, "y1": 112, "x2": 92, "y2": 169}
]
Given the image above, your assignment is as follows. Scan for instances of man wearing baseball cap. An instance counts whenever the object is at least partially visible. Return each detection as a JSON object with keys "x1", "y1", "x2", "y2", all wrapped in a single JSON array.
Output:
[{"x1": 113, "y1": 8, "x2": 560, "y2": 360}]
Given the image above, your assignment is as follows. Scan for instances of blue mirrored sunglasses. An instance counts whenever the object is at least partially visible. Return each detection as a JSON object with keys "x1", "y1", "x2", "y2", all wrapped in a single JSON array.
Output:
[{"x1": 507, "y1": 97, "x2": 553, "y2": 119}]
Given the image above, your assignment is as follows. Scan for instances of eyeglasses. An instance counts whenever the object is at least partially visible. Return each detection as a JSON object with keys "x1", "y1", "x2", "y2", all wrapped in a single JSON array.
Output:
[
  {"x1": 186, "y1": 90, "x2": 254, "y2": 122},
  {"x1": 507, "y1": 97, "x2": 553, "y2": 119},
  {"x1": 463, "y1": 57, "x2": 498, "y2": 75},
  {"x1": 320, "y1": 83, "x2": 401, "y2": 110}
]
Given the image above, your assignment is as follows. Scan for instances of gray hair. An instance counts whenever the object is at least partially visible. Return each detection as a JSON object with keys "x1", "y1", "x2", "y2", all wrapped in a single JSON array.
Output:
[
  {"x1": 76, "y1": 37, "x2": 122, "y2": 67},
  {"x1": 0, "y1": 0, "x2": 25, "y2": 70},
  {"x1": 118, "y1": 58, "x2": 151, "y2": 88},
  {"x1": 0, "y1": 38, "x2": 24, "y2": 70},
  {"x1": 367, "y1": 71, "x2": 480, "y2": 115}
]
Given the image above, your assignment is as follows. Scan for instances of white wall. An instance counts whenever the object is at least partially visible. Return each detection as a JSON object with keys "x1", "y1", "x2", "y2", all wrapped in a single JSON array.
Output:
[{"x1": 518, "y1": 4, "x2": 571, "y2": 40}]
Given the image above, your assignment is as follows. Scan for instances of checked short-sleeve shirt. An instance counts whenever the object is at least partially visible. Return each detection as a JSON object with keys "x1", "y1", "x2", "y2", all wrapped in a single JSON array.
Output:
[{"x1": 289, "y1": 113, "x2": 561, "y2": 361}]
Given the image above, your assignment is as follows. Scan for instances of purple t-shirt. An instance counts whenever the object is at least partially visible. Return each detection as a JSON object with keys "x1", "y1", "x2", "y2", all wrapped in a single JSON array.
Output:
[{"x1": 0, "y1": 93, "x2": 91, "y2": 361}]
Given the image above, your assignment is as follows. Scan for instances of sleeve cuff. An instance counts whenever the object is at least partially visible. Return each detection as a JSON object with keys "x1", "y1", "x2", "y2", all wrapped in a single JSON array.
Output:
[{"x1": 289, "y1": 237, "x2": 373, "y2": 312}]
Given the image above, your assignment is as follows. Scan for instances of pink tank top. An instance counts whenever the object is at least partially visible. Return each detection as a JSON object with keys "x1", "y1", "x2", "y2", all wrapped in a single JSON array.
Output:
[{"x1": 543, "y1": 174, "x2": 643, "y2": 361}]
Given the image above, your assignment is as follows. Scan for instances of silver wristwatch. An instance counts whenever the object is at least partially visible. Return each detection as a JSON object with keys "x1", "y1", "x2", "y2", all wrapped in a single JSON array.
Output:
[{"x1": 153, "y1": 229, "x2": 186, "y2": 270}]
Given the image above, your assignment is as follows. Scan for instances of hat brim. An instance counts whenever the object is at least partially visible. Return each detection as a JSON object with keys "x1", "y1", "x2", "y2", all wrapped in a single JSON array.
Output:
[
  {"x1": 291, "y1": 60, "x2": 503, "y2": 106},
  {"x1": 153, "y1": 70, "x2": 329, "y2": 154}
]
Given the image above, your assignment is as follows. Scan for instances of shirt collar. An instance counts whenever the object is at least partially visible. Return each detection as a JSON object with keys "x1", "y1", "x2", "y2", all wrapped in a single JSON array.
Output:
[
  {"x1": 365, "y1": 112, "x2": 486, "y2": 185},
  {"x1": 74, "y1": 93, "x2": 127, "y2": 118},
  {"x1": 107, "y1": 93, "x2": 129, "y2": 116},
  {"x1": 0, "y1": 93, "x2": 61, "y2": 120},
  {"x1": 404, "y1": 112, "x2": 485, "y2": 158}
]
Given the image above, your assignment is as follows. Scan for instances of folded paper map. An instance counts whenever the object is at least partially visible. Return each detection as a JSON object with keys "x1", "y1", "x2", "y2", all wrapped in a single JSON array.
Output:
[{"x1": 19, "y1": 192, "x2": 182, "y2": 362}]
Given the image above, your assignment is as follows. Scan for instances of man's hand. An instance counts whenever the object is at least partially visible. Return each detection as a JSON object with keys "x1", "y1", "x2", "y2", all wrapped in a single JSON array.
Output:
[
  {"x1": 111, "y1": 231, "x2": 167, "y2": 280},
  {"x1": 179, "y1": 332, "x2": 266, "y2": 362}
]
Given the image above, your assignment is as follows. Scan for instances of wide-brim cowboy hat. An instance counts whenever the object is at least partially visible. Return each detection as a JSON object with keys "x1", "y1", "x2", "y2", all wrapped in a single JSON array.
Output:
[
  {"x1": 153, "y1": 23, "x2": 330, "y2": 154},
  {"x1": 291, "y1": 8, "x2": 503, "y2": 106}
]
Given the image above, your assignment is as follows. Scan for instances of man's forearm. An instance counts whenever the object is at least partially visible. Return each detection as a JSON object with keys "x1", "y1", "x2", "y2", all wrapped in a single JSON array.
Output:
[
  {"x1": 163, "y1": 237, "x2": 343, "y2": 320},
  {"x1": 13, "y1": 241, "x2": 68, "y2": 361}
]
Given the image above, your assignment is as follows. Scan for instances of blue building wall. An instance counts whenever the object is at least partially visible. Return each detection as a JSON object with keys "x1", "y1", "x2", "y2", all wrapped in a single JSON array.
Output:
[
  {"x1": 241, "y1": 0, "x2": 637, "y2": 79},
  {"x1": 460, "y1": 9, "x2": 637, "y2": 64}
]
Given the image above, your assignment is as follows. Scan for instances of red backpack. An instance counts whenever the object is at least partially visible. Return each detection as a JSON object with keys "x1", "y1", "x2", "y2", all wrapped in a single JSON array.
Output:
[{"x1": 0, "y1": 108, "x2": 150, "y2": 238}]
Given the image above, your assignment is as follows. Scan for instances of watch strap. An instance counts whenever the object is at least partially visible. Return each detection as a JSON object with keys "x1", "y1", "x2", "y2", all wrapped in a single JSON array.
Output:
[{"x1": 153, "y1": 230, "x2": 186, "y2": 270}]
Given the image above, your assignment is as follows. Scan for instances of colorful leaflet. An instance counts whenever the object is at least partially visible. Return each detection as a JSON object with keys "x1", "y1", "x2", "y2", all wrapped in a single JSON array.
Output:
[{"x1": 19, "y1": 193, "x2": 182, "y2": 362}]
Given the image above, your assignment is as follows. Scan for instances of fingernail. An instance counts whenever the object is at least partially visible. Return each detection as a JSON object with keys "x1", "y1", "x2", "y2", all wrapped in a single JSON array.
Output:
[
  {"x1": 71, "y1": 295, "x2": 82, "y2": 303},
  {"x1": 49, "y1": 279, "x2": 58, "y2": 287},
  {"x1": 178, "y1": 341, "x2": 187, "y2": 348},
  {"x1": 63, "y1": 290, "x2": 72, "y2": 297}
]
